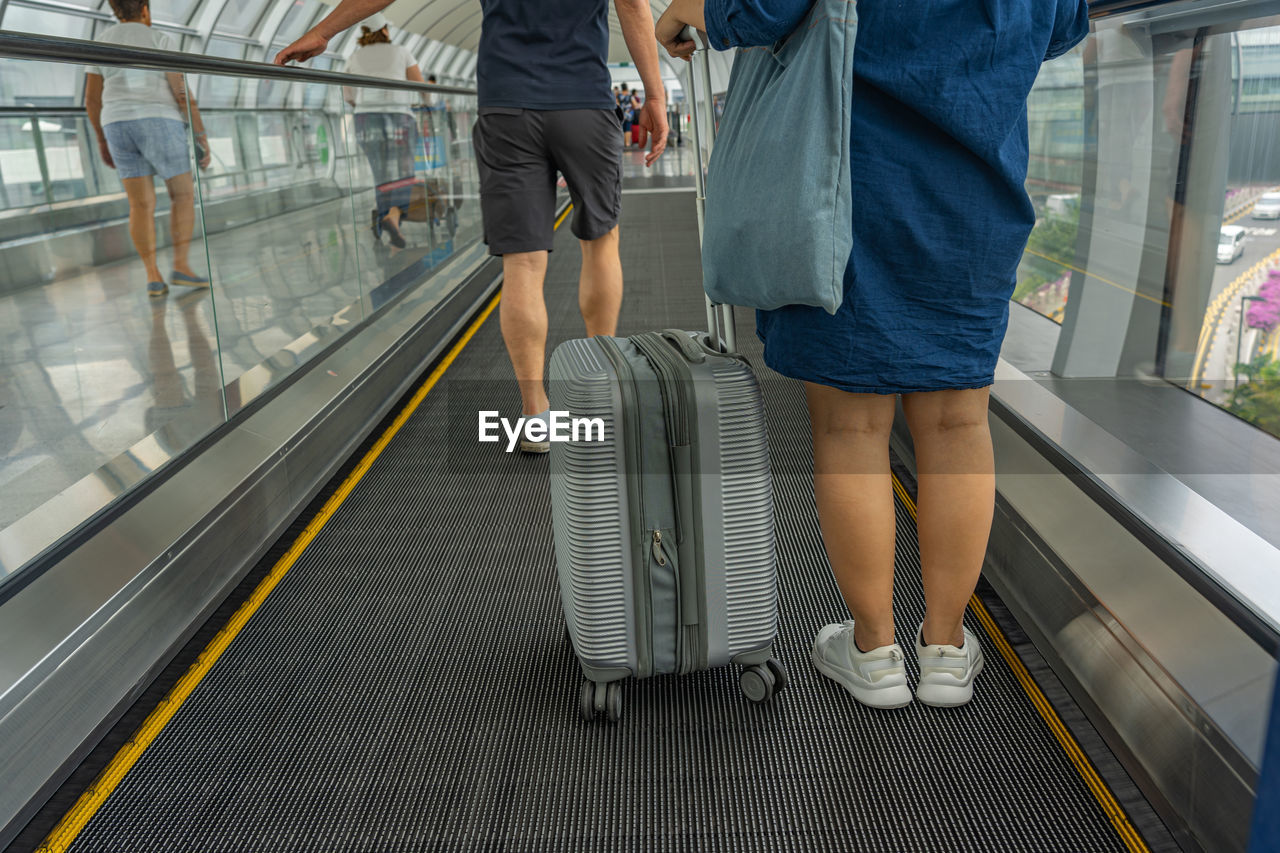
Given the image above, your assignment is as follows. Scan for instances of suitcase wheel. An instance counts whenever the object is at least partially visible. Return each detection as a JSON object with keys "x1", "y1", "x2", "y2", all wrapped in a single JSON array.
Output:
[
  {"x1": 740, "y1": 659, "x2": 788, "y2": 704},
  {"x1": 579, "y1": 680, "x2": 623, "y2": 723},
  {"x1": 765, "y1": 658, "x2": 790, "y2": 695}
]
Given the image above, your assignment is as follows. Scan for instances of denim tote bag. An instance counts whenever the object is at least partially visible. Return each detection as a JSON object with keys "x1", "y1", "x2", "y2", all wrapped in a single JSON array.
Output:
[{"x1": 702, "y1": 0, "x2": 857, "y2": 315}]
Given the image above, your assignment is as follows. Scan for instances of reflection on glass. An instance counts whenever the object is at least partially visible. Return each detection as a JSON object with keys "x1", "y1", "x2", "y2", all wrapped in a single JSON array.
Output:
[
  {"x1": 1017, "y1": 44, "x2": 1085, "y2": 323},
  {"x1": 0, "y1": 43, "x2": 482, "y2": 585},
  {"x1": 1009, "y1": 11, "x2": 1280, "y2": 443}
]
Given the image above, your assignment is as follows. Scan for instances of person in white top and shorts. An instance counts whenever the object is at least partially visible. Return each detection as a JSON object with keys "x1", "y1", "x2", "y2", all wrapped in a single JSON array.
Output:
[
  {"x1": 85, "y1": 0, "x2": 211, "y2": 298},
  {"x1": 343, "y1": 13, "x2": 425, "y2": 249}
]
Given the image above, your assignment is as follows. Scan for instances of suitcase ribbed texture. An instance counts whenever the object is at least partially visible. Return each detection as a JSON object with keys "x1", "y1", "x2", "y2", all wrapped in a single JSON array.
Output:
[
  {"x1": 712, "y1": 360, "x2": 778, "y2": 656},
  {"x1": 549, "y1": 339, "x2": 632, "y2": 667}
]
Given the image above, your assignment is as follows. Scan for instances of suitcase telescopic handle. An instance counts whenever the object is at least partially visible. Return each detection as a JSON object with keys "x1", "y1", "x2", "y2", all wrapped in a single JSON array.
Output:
[{"x1": 682, "y1": 28, "x2": 738, "y2": 356}]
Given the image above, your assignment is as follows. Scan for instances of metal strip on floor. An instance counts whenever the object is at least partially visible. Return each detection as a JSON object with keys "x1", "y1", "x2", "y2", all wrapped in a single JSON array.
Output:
[{"x1": 43, "y1": 193, "x2": 1154, "y2": 852}]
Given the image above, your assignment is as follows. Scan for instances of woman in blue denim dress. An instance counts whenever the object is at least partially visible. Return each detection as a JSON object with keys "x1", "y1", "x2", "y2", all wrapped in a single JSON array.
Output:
[{"x1": 658, "y1": 0, "x2": 1089, "y2": 708}]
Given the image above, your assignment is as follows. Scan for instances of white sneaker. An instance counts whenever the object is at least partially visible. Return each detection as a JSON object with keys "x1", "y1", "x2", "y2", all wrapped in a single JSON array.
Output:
[
  {"x1": 520, "y1": 409, "x2": 550, "y2": 454},
  {"x1": 914, "y1": 624, "x2": 985, "y2": 707},
  {"x1": 810, "y1": 621, "x2": 912, "y2": 709}
]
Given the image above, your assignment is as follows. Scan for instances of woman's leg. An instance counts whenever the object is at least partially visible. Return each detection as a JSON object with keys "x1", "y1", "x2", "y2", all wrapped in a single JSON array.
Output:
[
  {"x1": 122, "y1": 176, "x2": 162, "y2": 283},
  {"x1": 803, "y1": 382, "x2": 898, "y2": 651},
  {"x1": 900, "y1": 387, "x2": 995, "y2": 647},
  {"x1": 356, "y1": 113, "x2": 391, "y2": 218},
  {"x1": 164, "y1": 171, "x2": 198, "y2": 277},
  {"x1": 384, "y1": 115, "x2": 418, "y2": 230}
]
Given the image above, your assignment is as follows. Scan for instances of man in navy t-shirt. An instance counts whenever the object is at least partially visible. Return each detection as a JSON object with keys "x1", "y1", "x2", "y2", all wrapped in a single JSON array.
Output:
[{"x1": 278, "y1": 0, "x2": 669, "y2": 453}]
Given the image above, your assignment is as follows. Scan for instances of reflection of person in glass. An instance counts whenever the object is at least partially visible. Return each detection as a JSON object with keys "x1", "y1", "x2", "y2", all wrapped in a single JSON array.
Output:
[
  {"x1": 343, "y1": 13, "x2": 426, "y2": 250},
  {"x1": 146, "y1": 293, "x2": 220, "y2": 438},
  {"x1": 85, "y1": 0, "x2": 212, "y2": 298}
]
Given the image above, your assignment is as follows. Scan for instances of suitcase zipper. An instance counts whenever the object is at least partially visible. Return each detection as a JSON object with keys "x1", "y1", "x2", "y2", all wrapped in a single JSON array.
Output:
[
  {"x1": 632, "y1": 332, "x2": 705, "y2": 674},
  {"x1": 596, "y1": 336, "x2": 654, "y2": 679}
]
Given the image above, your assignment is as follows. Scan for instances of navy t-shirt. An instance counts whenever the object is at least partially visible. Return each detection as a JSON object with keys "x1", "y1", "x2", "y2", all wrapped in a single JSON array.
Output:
[{"x1": 476, "y1": 0, "x2": 614, "y2": 110}]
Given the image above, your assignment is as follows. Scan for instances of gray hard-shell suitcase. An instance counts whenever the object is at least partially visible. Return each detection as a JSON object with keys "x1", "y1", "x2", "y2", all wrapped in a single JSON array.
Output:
[{"x1": 548, "y1": 43, "x2": 786, "y2": 723}]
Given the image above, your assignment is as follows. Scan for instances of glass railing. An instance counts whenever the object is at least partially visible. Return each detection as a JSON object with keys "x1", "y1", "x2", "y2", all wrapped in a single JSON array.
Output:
[
  {"x1": 0, "y1": 32, "x2": 481, "y2": 585},
  {"x1": 1017, "y1": 3, "x2": 1280, "y2": 444}
]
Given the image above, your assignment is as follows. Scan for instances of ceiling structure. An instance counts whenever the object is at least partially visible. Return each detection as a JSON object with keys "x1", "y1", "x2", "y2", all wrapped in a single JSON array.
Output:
[{"x1": 336, "y1": 0, "x2": 670, "y2": 63}]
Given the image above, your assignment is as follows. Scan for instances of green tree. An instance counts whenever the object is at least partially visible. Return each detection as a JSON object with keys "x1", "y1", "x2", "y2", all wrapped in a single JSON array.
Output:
[
  {"x1": 1015, "y1": 209, "x2": 1080, "y2": 303},
  {"x1": 1229, "y1": 353, "x2": 1280, "y2": 438}
]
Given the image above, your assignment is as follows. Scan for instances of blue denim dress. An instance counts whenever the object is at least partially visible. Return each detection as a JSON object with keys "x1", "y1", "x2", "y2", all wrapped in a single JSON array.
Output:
[{"x1": 705, "y1": 0, "x2": 1090, "y2": 393}]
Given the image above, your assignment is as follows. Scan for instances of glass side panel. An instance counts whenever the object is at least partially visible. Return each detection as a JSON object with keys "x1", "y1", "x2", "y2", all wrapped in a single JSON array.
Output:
[
  {"x1": 184, "y1": 70, "x2": 362, "y2": 412},
  {"x1": 198, "y1": 39, "x2": 248, "y2": 109},
  {"x1": 1017, "y1": 44, "x2": 1085, "y2": 323},
  {"x1": 0, "y1": 58, "x2": 225, "y2": 554},
  {"x1": 0, "y1": 42, "x2": 482, "y2": 587},
  {"x1": 1037, "y1": 12, "x2": 1280, "y2": 442},
  {"x1": 343, "y1": 84, "x2": 484, "y2": 312}
]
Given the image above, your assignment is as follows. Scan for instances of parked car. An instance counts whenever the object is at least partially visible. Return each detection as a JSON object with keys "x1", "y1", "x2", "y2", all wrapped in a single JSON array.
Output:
[
  {"x1": 1252, "y1": 192, "x2": 1280, "y2": 219},
  {"x1": 1218, "y1": 225, "x2": 1246, "y2": 264}
]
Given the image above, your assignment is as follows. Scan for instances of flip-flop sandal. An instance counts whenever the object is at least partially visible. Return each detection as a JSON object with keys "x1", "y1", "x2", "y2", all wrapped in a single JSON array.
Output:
[
  {"x1": 171, "y1": 270, "x2": 210, "y2": 287},
  {"x1": 382, "y1": 218, "x2": 406, "y2": 249}
]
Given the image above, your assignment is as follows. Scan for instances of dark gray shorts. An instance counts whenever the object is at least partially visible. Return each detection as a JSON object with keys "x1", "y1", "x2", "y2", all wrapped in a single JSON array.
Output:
[{"x1": 472, "y1": 107, "x2": 623, "y2": 255}]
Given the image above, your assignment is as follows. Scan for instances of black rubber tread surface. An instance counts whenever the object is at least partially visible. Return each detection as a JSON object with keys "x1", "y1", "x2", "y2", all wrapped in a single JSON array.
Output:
[{"x1": 70, "y1": 194, "x2": 1130, "y2": 852}]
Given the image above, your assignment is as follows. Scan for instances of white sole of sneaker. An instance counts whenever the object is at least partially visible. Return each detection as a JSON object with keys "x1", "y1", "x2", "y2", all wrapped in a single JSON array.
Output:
[
  {"x1": 519, "y1": 440, "x2": 550, "y2": 454},
  {"x1": 915, "y1": 651, "x2": 985, "y2": 708},
  {"x1": 810, "y1": 641, "x2": 913, "y2": 710}
]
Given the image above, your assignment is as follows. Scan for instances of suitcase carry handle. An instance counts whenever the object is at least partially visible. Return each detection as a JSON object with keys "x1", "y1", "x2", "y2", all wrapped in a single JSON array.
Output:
[
  {"x1": 659, "y1": 329, "x2": 707, "y2": 363},
  {"x1": 683, "y1": 29, "x2": 739, "y2": 356}
]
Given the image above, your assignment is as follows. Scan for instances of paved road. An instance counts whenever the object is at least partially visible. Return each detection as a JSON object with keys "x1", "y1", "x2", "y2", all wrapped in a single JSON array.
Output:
[{"x1": 1196, "y1": 208, "x2": 1280, "y2": 399}]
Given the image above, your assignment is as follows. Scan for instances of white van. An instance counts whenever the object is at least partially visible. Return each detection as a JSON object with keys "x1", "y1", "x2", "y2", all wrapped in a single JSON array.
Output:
[
  {"x1": 1218, "y1": 225, "x2": 1246, "y2": 264},
  {"x1": 1045, "y1": 193, "x2": 1080, "y2": 217}
]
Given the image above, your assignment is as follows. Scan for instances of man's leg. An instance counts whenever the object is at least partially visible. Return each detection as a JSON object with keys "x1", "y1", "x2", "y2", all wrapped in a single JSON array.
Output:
[
  {"x1": 500, "y1": 250, "x2": 550, "y2": 416},
  {"x1": 548, "y1": 108, "x2": 623, "y2": 336},
  {"x1": 578, "y1": 225, "x2": 622, "y2": 337},
  {"x1": 473, "y1": 108, "x2": 556, "y2": 426}
]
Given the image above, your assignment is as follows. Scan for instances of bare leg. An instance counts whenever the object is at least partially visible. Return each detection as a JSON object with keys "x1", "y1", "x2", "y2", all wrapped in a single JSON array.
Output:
[
  {"x1": 578, "y1": 226, "x2": 622, "y2": 337},
  {"x1": 901, "y1": 388, "x2": 995, "y2": 647},
  {"x1": 500, "y1": 250, "x2": 550, "y2": 415},
  {"x1": 384, "y1": 205, "x2": 403, "y2": 229},
  {"x1": 122, "y1": 176, "x2": 162, "y2": 283},
  {"x1": 164, "y1": 172, "x2": 198, "y2": 277},
  {"x1": 803, "y1": 382, "x2": 899, "y2": 651}
]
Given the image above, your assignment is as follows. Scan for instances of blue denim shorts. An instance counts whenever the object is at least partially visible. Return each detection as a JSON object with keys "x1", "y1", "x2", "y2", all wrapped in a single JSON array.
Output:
[{"x1": 103, "y1": 117, "x2": 191, "y2": 180}]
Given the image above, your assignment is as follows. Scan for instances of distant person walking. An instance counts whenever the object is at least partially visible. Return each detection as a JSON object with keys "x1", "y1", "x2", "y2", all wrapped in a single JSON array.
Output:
[
  {"x1": 85, "y1": 0, "x2": 211, "y2": 298},
  {"x1": 618, "y1": 82, "x2": 635, "y2": 147},
  {"x1": 343, "y1": 12, "x2": 426, "y2": 250}
]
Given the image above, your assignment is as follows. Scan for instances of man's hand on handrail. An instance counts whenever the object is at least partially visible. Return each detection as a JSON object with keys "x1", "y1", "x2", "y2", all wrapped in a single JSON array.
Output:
[
  {"x1": 275, "y1": 0, "x2": 394, "y2": 64},
  {"x1": 275, "y1": 31, "x2": 329, "y2": 65}
]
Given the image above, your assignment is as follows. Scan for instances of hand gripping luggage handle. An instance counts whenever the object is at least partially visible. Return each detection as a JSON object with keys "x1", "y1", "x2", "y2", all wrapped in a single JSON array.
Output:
[{"x1": 683, "y1": 27, "x2": 738, "y2": 356}]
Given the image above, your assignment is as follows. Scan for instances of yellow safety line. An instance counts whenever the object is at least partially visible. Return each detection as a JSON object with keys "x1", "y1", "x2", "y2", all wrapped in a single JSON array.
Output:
[
  {"x1": 889, "y1": 474, "x2": 1150, "y2": 853},
  {"x1": 1022, "y1": 248, "x2": 1169, "y2": 308},
  {"x1": 39, "y1": 201, "x2": 575, "y2": 852},
  {"x1": 38, "y1": 292, "x2": 502, "y2": 853}
]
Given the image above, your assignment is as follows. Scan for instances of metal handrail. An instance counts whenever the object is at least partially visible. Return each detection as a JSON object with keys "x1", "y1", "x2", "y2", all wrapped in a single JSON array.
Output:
[{"x1": 0, "y1": 30, "x2": 478, "y2": 96}]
